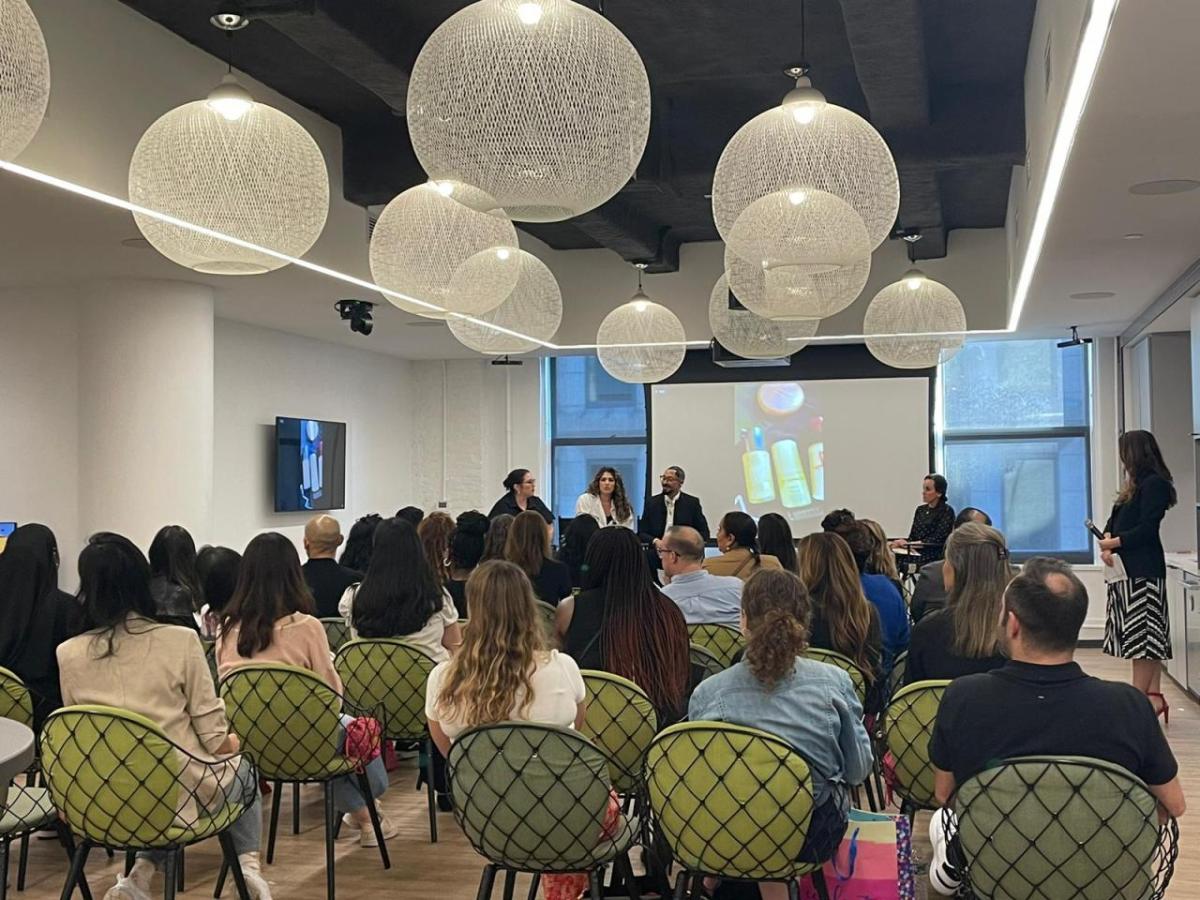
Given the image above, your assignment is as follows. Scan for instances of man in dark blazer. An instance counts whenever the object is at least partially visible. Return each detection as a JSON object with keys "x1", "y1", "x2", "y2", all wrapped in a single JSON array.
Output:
[{"x1": 640, "y1": 466, "x2": 710, "y2": 550}]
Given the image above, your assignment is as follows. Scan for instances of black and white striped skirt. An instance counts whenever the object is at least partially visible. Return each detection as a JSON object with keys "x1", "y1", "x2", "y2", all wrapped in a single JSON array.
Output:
[{"x1": 1103, "y1": 576, "x2": 1170, "y2": 660}]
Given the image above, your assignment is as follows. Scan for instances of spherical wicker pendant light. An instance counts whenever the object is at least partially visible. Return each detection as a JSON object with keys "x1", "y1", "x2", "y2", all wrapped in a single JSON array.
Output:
[
  {"x1": 708, "y1": 274, "x2": 818, "y2": 359},
  {"x1": 369, "y1": 181, "x2": 520, "y2": 319},
  {"x1": 448, "y1": 249, "x2": 562, "y2": 354},
  {"x1": 597, "y1": 269, "x2": 687, "y2": 383},
  {"x1": 712, "y1": 73, "x2": 899, "y2": 251},
  {"x1": 128, "y1": 76, "x2": 329, "y2": 274},
  {"x1": 725, "y1": 246, "x2": 869, "y2": 321},
  {"x1": 407, "y1": 0, "x2": 651, "y2": 222},
  {"x1": 726, "y1": 187, "x2": 870, "y2": 273},
  {"x1": 0, "y1": 0, "x2": 50, "y2": 162},
  {"x1": 863, "y1": 269, "x2": 967, "y2": 369}
]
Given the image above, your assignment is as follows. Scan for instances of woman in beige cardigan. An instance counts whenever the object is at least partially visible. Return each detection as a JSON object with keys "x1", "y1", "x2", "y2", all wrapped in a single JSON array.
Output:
[{"x1": 702, "y1": 511, "x2": 784, "y2": 581}]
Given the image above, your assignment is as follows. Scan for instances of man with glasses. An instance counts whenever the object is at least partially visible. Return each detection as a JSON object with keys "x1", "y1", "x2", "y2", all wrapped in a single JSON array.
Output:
[
  {"x1": 658, "y1": 526, "x2": 741, "y2": 625},
  {"x1": 639, "y1": 466, "x2": 710, "y2": 564}
]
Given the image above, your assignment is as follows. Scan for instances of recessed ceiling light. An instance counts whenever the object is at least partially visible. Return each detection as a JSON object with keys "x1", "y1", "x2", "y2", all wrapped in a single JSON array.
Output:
[
  {"x1": 120, "y1": 237, "x2": 151, "y2": 249},
  {"x1": 1123, "y1": 232, "x2": 1144, "y2": 240},
  {"x1": 1128, "y1": 179, "x2": 1200, "y2": 195},
  {"x1": 1070, "y1": 291, "x2": 1115, "y2": 300}
]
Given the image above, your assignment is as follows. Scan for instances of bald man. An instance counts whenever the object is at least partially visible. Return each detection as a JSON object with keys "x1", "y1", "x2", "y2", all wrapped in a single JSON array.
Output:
[
  {"x1": 301, "y1": 514, "x2": 361, "y2": 618},
  {"x1": 658, "y1": 526, "x2": 743, "y2": 625}
]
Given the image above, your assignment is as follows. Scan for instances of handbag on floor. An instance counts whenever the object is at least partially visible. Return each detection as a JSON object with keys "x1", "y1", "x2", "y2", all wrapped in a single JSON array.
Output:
[{"x1": 799, "y1": 808, "x2": 915, "y2": 900}]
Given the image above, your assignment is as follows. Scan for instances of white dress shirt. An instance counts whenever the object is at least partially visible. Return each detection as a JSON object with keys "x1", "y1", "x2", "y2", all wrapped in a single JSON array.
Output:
[
  {"x1": 664, "y1": 493, "x2": 677, "y2": 533},
  {"x1": 574, "y1": 492, "x2": 636, "y2": 530}
]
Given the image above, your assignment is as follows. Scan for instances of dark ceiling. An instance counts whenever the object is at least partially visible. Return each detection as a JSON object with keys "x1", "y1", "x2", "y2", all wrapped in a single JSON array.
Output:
[{"x1": 119, "y1": 0, "x2": 1035, "y2": 272}]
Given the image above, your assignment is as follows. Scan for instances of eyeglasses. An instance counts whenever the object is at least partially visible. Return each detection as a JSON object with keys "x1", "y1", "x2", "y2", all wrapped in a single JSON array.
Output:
[{"x1": 656, "y1": 547, "x2": 678, "y2": 558}]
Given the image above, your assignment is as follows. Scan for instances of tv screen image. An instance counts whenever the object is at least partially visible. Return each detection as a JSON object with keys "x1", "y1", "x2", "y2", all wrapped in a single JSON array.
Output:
[{"x1": 275, "y1": 417, "x2": 347, "y2": 513}]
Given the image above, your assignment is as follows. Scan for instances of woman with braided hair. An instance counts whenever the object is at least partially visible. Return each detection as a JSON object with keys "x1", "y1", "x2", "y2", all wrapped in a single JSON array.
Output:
[{"x1": 557, "y1": 526, "x2": 692, "y2": 724}]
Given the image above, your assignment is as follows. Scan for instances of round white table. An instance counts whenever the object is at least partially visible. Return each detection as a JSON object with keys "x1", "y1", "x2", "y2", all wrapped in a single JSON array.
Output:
[{"x1": 0, "y1": 718, "x2": 35, "y2": 791}]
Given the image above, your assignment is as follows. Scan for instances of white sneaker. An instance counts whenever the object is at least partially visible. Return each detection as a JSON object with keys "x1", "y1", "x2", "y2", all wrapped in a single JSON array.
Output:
[
  {"x1": 103, "y1": 875, "x2": 152, "y2": 900},
  {"x1": 237, "y1": 855, "x2": 273, "y2": 900},
  {"x1": 339, "y1": 802, "x2": 384, "y2": 835},
  {"x1": 928, "y1": 809, "x2": 963, "y2": 896},
  {"x1": 359, "y1": 814, "x2": 398, "y2": 848}
]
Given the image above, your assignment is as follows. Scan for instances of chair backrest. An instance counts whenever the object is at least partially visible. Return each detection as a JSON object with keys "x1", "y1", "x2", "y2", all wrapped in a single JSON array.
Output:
[
  {"x1": 884, "y1": 679, "x2": 950, "y2": 810},
  {"x1": 954, "y1": 756, "x2": 1176, "y2": 900},
  {"x1": 40, "y1": 705, "x2": 182, "y2": 848},
  {"x1": 803, "y1": 647, "x2": 868, "y2": 705},
  {"x1": 199, "y1": 639, "x2": 219, "y2": 689},
  {"x1": 319, "y1": 617, "x2": 351, "y2": 652},
  {"x1": 646, "y1": 721, "x2": 815, "y2": 881},
  {"x1": 220, "y1": 663, "x2": 347, "y2": 782},
  {"x1": 579, "y1": 670, "x2": 657, "y2": 794},
  {"x1": 689, "y1": 644, "x2": 725, "y2": 682},
  {"x1": 0, "y1": 667, "x2": 33, "y2": 729},
  {"x1": 535, "y1": 600, "x2": 558, "y2": 640},
  {"x1": 888, "y1": 650, "x2": 908, "y2": 700},
  {"x1": 334, "y1": 638, "x2": 436, "y2": 742},
  {"x1": 686, "y1": 623, "x2": 744, "y2": 668},
  {"x1": 448, "y1": 722, "x2": 618, "y2": 872}
]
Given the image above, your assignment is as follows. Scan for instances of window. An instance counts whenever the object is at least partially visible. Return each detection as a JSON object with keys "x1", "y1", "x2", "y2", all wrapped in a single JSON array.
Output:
[
  {"x1": 549, "y1": 356, "x2": 649, "y2": 526},
  {"x1": 939, "y1": 339, "x2": 1092, "y2": 562}
]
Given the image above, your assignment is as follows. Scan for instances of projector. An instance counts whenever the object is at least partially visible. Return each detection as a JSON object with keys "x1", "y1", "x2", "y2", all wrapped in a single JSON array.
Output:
[
  {"x1": 711, "y1": 339, "x2": 792, "y2": 368},
  {"x1": 1057, "y1": 325, "x2": 1093, "y2": 349}
]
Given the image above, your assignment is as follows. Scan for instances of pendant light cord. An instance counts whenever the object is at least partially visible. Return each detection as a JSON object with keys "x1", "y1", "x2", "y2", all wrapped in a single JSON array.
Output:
[{"x1": 799, "y1": 0, "x2": 807, "y2": 69}]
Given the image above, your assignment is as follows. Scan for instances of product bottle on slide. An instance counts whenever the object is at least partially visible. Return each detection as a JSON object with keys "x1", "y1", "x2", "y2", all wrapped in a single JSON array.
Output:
[
  {"x1": 771, "y1": 439, "x2": 812, "y2": 508},
  {"x1": 741, "y1": 426, "x2": 776, "y2": 505},
  {"x1": 808, "y1": 441, "x2": 825, "y2": 501}
]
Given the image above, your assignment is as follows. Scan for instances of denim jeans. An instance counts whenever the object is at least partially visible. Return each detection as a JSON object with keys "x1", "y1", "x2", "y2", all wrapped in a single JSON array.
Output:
[
  {"x1": 331, "y1": 713, "x2": 389, "y2": 813},
  {"x1": 141, "y1": 758, "x2": 262, "y2": 866}
]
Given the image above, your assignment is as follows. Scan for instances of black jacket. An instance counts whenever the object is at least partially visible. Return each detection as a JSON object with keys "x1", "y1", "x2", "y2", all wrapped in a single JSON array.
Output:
[
  {"x1": 638, "y1": 491, "x2": 710, "y2": 543},
  {"x1": 1105, "y1": 472, "x2": 1174, "y2": 580},
  {"x1": 302, "y1": 558, "x2": 363, "y2": 619},
  {"x1": 488, "y1": 493, "x2": 554, "y2": 524}
]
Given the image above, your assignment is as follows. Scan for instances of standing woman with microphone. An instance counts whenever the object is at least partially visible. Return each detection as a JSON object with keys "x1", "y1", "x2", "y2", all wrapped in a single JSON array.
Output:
[{"x1": 1099, "y1": 430, "x2": 1176, "y2": 719}]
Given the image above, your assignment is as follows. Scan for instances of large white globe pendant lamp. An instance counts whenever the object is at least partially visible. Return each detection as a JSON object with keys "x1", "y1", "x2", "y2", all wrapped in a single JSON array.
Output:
[
  {"x1": 0, "y1": 0, "x2": 50, "y2": 161},
  {"x1": 727, "y1": 187, "x2": 870, "y2": 273},
  {"x1": 369, "y1": 180, "x2": 520, "y2": 319},
  {"x1": 725, "y1": 246, "x2": 869, "y2": 321},
  {"x1": 708, "y1": 274, "x2": 818, "y2": 359},
  {"x1": 863, "y1": 269, "x2": 967, "y2": 369},
  {"x1": 711, "y1": 68, "x2": 899, "y2": 251},
  {"x1": 447, "y1": 249, "x2": 562, "y2": 354},
  {"x1": 128, "y1": 74, "x2": 329, "y2": 274},
  {"x1": 407, "y1": 0, "x2": 651, "y2": 222},
  {"x1": 597, "y1": 265, "x2": 687, "y2": 384}
]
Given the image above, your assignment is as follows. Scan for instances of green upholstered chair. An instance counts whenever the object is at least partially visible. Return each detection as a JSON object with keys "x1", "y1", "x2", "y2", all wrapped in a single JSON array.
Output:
[
  {"x1": 41, "y1": 705, "x2": 258, "y2": 900},
  {"x1": 1, "y1": 779, "x2": 92, "y2": 900},
  {"x1": 334, "y1": 638, "x2": 439, "y2": 842},
  {"x1": 685, "y1": 623, "x2": 745, "y2": 669},
  {"x1": 883, "y1": 679, "x2": 950, "y2": 816},
  {"x1": 688, "y1": 644, "x2": 725, "y2": 682},
  {"x1": 318, "y1": 618, "x2": 351, "y2": 653},
  {"x1": 447, "y1": 722, "x2": 639, "y2": 900},
  {"x1": 803, "y1": 648, "x2": 869, "y2": 706},
  {"x1": 0, "y1": 670, "x2": 33, "y2": 732},
  {"x1": 535, "y1": 601, "x2": 559, "y2": 643},
  {"x1": 952, "y1": 756, "x2": 1178, "y2": 900},
  {"x1": 645, "y1": 721, "x2": 829, "y2": 900},
  {"x1": 579, "y1": 671, "x2": 657, "y2": 798},
  {"x1": 220, "y1": 664, "x2": 390, "y2": 900},
  {"x1": 887, "y1": 650, "x2": 909, "y2": 702},
  {"x1": 199, "y1": 640, "x2": 220, "y2": 691}
]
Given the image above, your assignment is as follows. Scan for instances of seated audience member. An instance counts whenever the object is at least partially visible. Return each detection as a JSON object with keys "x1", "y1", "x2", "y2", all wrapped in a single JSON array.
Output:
[
  {"x1": 340, "y1": 517, "x2": 462, "y2": 661},
  {"x1": 658, "y1": 526, "x2": 743, "y2": 626},
  {"x1": 860, "y1": 518, "x2": 903, "y2": 594},
  {"x1": 820, "y1": 508, "x2": 856, "y2": 535},
  {"x1": 418, "y1": 511, "x2": 455, "y2": 589},
  {"x1": 217, "y1": 532, "x2": 394, "y2": 847},
  {"x1": 196, "y1": 545, "x2": 242, "y2": 638},
  {"x1": 301, "y1": 514, "x2": 361, "y2": 619},
  {"x1": 445, "y1": 511, "x2": 488, "y2": 618},
  {"x1": 906, "y1": 523, "x2": 1009, "y2": 684},
  {"x1": 558, "y1": 527, "x2": 692, "y2": 724},
  {"x1": 0, "y1": 524, "x2": 82, "y2": 729},
  {"x1": 911, "y1": 507, "x2": 991, "y2": 623},
  {"x1": 339, "y1": 513, "x2": 382, "y2": 573},
  {"x1": 559, "y1": 515, "x2": 601, "y2": 591},
  {"x1": 757, "y1": 513, "x2": 798, "y2": 573},
  {"x1": 395, "y1": 506, "x2": 425, "y2": 528},
  {"x1": 845, "y1": 523, "x2": 910, "y2": 670},
  {"x1": 60, "y1": 533, "x2": 272, "y2": 900},
  {"x1": 426, "y1": 560, "x2": 596, "y2": 900},
  {"x1": 480, "y1": 514, "x2": 514, "y2": 564},
  {"x1": 928, "y1": 558, "x2": 1185, "y2": 895},
  {"x1": 148, "y1": 524, "x2": 203, "y2": 631},
  {"x1": 797, "y1": 533, "x2": 882, "y2": 690},
  {"x1": 505, "y1": 510, "x2": 573, "y2": 607},
  {"x1": 689, "y1": 569, "x2": 873, "y2": 887},
  {"x1": 704, "y1": 512, "x2": 783, "y2": 581}
]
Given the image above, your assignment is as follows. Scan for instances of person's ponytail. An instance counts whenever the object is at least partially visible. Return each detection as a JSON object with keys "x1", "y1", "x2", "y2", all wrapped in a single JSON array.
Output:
[{"x1": 740, "y1": 569, "x2": 811, "y2": 689}]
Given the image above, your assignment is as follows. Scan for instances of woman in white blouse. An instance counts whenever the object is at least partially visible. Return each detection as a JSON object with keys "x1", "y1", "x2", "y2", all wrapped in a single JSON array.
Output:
[{"x1": 574, "y1": 466, "x2": 636, "y2": 530}]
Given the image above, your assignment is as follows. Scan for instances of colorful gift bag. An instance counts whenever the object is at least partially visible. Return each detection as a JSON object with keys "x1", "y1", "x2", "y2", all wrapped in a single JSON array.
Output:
[{"x1": 800, "y1": 808, "x2": 915, "y2": 900}]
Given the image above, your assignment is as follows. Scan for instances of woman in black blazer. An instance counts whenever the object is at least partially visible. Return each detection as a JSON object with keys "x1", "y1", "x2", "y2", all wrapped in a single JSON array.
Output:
[{"x1": 1099, "y1": 430, "x2": 1177, "y2": 717}]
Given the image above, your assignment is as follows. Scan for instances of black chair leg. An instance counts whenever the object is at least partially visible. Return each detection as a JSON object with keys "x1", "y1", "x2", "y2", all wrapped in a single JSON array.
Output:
[
  {"x1": 58, "y1": 841, "x2": 90, "y2": 900},
  {"x1": 163, "y1": 850, "x2": 177, "y2": 900},
  {"x1": 16, "y1": 833, "x2": 28, "y2": 891},
  {"x1": 863, "y1": 773, "x2": 879, "y2": 812},
  {"x1": 500, "y1": 869, "x2": 516, "y2": 900},
  {"x1": 671, "y1": 871, "x2": 688, "y2": 900},
  {"x1": 588, "y1": 869, "x2": 603, "y2": 900},
  {"x1": 213, "y1": 862, "x2": 228, "y2": 900},
  {"x1": 616, "y1": 854, "x2": 641, "y2": 900},
  {"x1": 810, "y1": 870, "x2": 831, "y2": 900},
  {"x1": 524, "y1": 873, "x2": 540, "y2": 900},
  {"x1": 266, "y1": 781, "x2": 283, "y2": 864},
  {"x1": 356, "y1": 772, "x2": 390, "y2": 870},
  {"x1": 2, "y1": 839, "x2": 10, "y2": 900},
  {"x1": 425, "y1": 737, "x2": 438, "y2": 843},
  {"x1": 54, "y1": 827, "x2": 92, "y2": 900},
  {"x1": 176, "y1": 847, "x2": 185, "y2": 892},
  {"x1": 216, "y1": 832, "x2": 250, "y2": 900},
  {"x1": 786, "y1": 878, "x2": 800, "y2": 900},
  {"x1": 323, "y1": 781, "x2": 336, "y2": 900},
  {"x1": 123, "y1": 850, "x2": 135, "y2": 877},
  {"x1": 475, "y1": 865, "x2": 497, "y2": 900},
  {"x1": 292, "y1": 784, "x2": 301, "y2": 835}
]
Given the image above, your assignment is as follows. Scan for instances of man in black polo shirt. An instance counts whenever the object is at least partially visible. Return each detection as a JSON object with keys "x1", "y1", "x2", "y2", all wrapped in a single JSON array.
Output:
[
  {"x1": 300, "y1": 514, "x2": 362, "y2": 618},
  {"x1": 927, "y1": 557, "x2": 1185, "y2": 895}
]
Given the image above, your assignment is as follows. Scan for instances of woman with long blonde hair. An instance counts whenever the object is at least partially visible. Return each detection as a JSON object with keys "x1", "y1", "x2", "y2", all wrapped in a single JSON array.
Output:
[
  {"x1": 797, "y1": 532, "x2": 882, "y2": 686},
  {"x1": 504, "y1": 509, "x2": 572, "y2": 606},
  {"x1": 860, "y1": 519, "x2": 901, "y2": 584}
]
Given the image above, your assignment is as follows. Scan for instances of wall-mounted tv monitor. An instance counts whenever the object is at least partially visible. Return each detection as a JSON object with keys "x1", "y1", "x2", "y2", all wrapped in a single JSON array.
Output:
[{"x1": 275, "y1": 418, "x2": 347, "y2": 513}]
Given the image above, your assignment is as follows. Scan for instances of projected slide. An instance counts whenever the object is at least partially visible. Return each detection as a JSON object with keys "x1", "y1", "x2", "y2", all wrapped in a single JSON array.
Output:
[{"x1": 651, "y1": 378, "x2": 930, "y2": 537}]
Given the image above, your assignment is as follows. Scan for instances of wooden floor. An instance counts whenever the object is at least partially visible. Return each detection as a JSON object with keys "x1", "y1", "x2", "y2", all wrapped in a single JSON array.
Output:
[{"x1": 11, "y1": 649, "x2": 1198, "y2": 899}]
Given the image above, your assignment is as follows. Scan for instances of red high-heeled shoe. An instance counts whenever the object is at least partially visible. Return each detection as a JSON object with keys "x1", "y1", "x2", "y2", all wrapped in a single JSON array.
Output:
[{"x1": 1146, "y1": 692, "x2": 1169, "y2": 725}]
